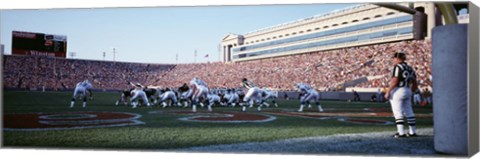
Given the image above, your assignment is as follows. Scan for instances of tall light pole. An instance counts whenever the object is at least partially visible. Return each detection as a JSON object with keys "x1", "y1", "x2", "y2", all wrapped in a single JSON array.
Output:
[
  {"x1": 194, "y1": 49, "x2": 197, "y2": 63},
  {"x1": 112, "y1": 48, "x2": 116, "y2": 61},
  {"x1": 103, "y1": 52, "x2": 106, "y2": 61}
]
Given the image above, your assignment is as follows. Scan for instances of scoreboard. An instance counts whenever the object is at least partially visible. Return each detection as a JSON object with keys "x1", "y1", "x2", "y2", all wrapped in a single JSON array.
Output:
[{"x1": 12, "y1": 31, "x2": 67, "y2": 58}]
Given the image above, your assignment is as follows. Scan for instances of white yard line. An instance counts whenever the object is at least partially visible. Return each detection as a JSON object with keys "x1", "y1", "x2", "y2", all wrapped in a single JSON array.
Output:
[{"x1": 177, "y1": 128, "x2": 436, "y2": 155}]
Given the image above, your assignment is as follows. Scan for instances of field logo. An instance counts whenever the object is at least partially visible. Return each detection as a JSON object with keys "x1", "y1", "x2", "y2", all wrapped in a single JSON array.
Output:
[
  {"x1": 4, "y1": 112, "x2": 144, "y2": 131},
  {"x1": 173, "y1": 111, "x2": 276, "y2": 123}
]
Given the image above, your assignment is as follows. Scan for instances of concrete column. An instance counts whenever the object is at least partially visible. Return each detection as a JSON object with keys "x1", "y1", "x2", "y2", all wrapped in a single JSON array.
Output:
[{"x1": 432, "y1": 24, "x2": 468, "y2": 155}]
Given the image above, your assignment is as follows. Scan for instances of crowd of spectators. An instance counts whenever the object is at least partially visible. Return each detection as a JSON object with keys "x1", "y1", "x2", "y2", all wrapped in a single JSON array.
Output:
[
  {"x1": 3, "y1": 56, "x2": 174, "y2": 91},
  {"x1": 2, "y1": 40, "x2": 432, "y2": 92}
]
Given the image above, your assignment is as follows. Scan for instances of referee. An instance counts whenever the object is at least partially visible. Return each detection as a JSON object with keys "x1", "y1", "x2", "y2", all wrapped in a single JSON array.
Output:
[{"x1": 384, "y1": 51, "x2": 419, "y2": 138}]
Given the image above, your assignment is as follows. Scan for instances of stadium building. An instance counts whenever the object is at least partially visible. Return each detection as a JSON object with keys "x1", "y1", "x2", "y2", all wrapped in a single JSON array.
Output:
[{"x1": 220, "y1": 3, "x2": 438, "y2": 63}]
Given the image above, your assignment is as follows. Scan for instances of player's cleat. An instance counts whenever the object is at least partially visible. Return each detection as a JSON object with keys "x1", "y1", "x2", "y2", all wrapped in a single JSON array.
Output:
[
  {"x1": 407, "y1": 133, "x2": 418, "y2": 137},
  {"x1": 257, "y1": 106, "x2": 262, "y2": 112},
  {"x1": 200, "y1": 103, "x2": 204, "y2": 107},
  {"x1": 263, "y1": 103, "x2": 270, "y2": 107},
  {"x1": 82, "y1": 102, "x2": 86, "y2": 108},
  {"x1": 307, "y1": 104, "x2": 312, "y2": 108},
  {"x1": 115, "y1": 101, "x2": 119, "y2": 106},
  {"x1": 192, "y1": 105, "x2": 197, "y2": 112},
  {"x1": 318, "y1": 106, "x2": 324, "y2": 112},
  {"x1": 298, "y1": 105, "x2": 304, "y2": 112},
  {"x1": 70, "y1": 101, "x2": 74, "y2": 108},
  {"x1": 393, "y1": 133, "x2": 407, "y2": 138},
  {"x1": 241, "y1": 106, "x2": 246, "y2": 112},
  {"x1": 274, "y1": 103, "x2": 278, "y2": 107}
]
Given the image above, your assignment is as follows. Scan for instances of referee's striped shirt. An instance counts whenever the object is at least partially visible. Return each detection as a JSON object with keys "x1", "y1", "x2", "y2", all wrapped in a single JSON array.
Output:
[
  {"x1": 391, "y1": 62, "x2": 417, "y2": 87},
  {"x1": 242, "y1": 81, "x2": 256, "y2": 89}
]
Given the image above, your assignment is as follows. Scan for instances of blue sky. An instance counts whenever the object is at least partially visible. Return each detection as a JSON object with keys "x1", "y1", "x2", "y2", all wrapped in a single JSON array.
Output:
[{"x1": 1, "y1": 3, "x2": 359, "y2": 64}]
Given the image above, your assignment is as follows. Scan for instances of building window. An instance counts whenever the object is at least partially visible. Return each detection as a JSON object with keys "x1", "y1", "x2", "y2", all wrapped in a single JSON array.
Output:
[
  {"x1": 332, "y1": 24, "x2": 338, "y2": 27},
  {"x1": 315, "y1": 27, "x2": 321, "y2": 30},
  {"x1": 387, "y1": 12, "x2": 395, "y2": 15},
  {"x1": 292, "y1": 32, "x2": 297, "y2": 35},
  {"x1": 279, "y1": 35, "x2": 283, "y2": 38},
  {"x1": 307, "y1": 29, "x2": 312, "y2": 32},
  {"x1": 362, "y1": 17, "x2": 370, "y2": 20},
  {"x1": 342, "y1": 21, "x2": 348, "y2": 25},
  {"x1": 285, "y1": 34, "x2": 290, "y2": 36},
  {"x1": 272, "y1": 36, "x2": 277, "y2": 39},
  {"x1": 374, "y1": 14, "x2": 382, "y2": 18},
  {"x1": 299, "y1": 31, "x2": 304, "y2": 34},
  {"x1": 323, "y1": 26, "x2": 329, "y2": 28},
  {"x1": 267, "y1": 38, "x2": 271, "y2": 40},
  {"x1": 352, "y1": 19, "x2": 359, "y2": 23}
]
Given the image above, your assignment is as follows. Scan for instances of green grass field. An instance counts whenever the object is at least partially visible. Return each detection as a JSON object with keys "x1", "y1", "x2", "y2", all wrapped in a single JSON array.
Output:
[{"x1": 2, "y1": 91, "x2": 433, "y2": 151}]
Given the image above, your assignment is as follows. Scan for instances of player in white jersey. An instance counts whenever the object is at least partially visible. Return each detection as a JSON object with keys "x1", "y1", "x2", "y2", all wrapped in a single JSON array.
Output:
[
  {"x1": 190, "y1": 77, "x2": 211, "y2": 112},
  {"x1": 158, "y1": 88, "x2": 178, "y2": 108},
  {"x1": 241, "y1": 78, "x2": 266, "y2": 112},
  {"x1": 206, "y1": 92, "x2": 221, "y2": 109},
  {"x1": 261, "y1": 87, "x2": 279, "y2": 107},
  {"x1": 413, "y1": 89, "x2": 422, "y2": 105},
  {"x1": 384, "y1": 52, "x2": 418, "y2": 138},
  {"x1": 294, "y1": 83, "x2": 324, "y2": 112},
  {"x1": 224, "y1": 89, "x2": 240, "y2": 107},
  {"x1": 70, "y1": 80, "x2": 93, "y2": 108},
  {"x1": 129, "y1": 82, "x2": 151, "y2": 108}
]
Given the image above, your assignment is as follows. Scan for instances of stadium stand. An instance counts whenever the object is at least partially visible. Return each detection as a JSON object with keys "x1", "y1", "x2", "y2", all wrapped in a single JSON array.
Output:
[{"x1": 3, "y1": 40, "x2": 431, "y2": 92}]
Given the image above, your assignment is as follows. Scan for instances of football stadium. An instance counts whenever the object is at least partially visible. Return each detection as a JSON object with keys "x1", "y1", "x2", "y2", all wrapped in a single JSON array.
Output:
[{"x1": 2, "y1": 2, "x2": 474, "y2": 156}]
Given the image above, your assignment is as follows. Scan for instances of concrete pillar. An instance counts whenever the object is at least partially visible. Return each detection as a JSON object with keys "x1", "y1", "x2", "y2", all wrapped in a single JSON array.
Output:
[{"x1": 432, "y1": 24, "x2": 468, "y2": 155}]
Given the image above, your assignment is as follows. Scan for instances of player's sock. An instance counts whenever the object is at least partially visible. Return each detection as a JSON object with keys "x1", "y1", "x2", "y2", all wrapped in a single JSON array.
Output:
[
  {"x1": 192, "y1": 105, "x2": 197, "y2": 112},
  {"x1": 132, "y1": 102, "x2": 137, "y2": 108},
  {"x1": 407, "y1": 117, "x2": 417, "y2": 134},
  {"x1": 263, "y1": 102, "x2": 270, "y2": 107},
  {"x1": 257, "y1": 105, "x2": 262, "y2": 112},
  {"x1": 396, "y1": 118, "x2": 405, "y2": 135},
  {"x1": 208, "y1": 105, "x2": 212, "y2": 112},
  {"x1": 242, "y1": 106, "x2": 246, "y2": 112},
  {"x1": 273, "y1": 101, "x2": 278, "y2": 107},
  {"x1": 200, "y1": 102, "x2": 204, "y2": 107},
  {"x1": 82, "y1": 102, "x2": 86, "y2": 108},
  {"x1": 115, "y1": 101, "x2": 119, "y2": 106}
]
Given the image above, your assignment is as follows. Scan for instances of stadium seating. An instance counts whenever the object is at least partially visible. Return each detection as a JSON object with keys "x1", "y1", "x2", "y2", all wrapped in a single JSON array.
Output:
[{"x1": 2, "y1": 40, "x2": 431, "y2": 92}]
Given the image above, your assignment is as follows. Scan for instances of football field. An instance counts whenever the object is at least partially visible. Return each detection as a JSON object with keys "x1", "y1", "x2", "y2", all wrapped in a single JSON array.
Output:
[{"x1": 3, "y1": 90, "x2": 434, "y2": 155}]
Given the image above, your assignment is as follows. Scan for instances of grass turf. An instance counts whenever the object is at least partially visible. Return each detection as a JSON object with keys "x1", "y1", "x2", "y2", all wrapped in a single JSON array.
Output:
[{"x1": 2, "y1": 90, "x2": 433, "y2": 150}]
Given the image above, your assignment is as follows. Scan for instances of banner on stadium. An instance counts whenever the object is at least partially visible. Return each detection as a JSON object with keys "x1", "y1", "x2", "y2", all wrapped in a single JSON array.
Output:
[{"x1": 12, "y1": 31, "x2": 67, "y2": 58}]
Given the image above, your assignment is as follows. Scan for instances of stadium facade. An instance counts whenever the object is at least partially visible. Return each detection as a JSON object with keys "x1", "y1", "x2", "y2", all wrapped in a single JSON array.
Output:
[{"x1": 220, "y1": 3, "x2": 437, "y2": 62}]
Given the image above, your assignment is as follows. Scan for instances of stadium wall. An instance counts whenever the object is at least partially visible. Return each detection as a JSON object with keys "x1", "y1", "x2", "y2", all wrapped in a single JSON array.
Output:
[{"x1": 221, "y1": 2, "x2": 436, "y2": 63}]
